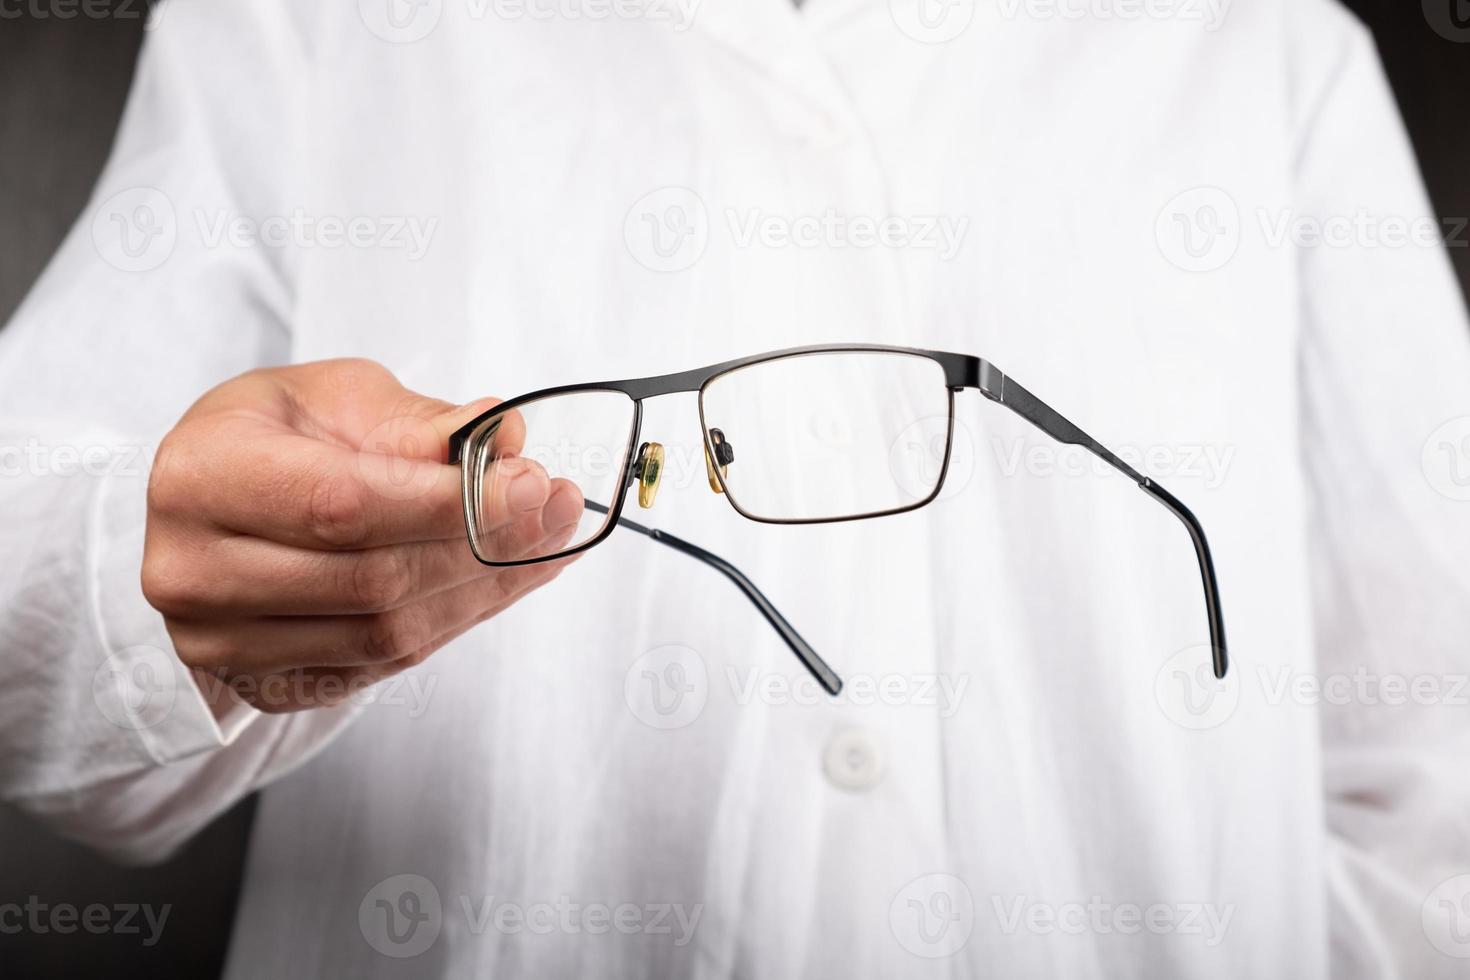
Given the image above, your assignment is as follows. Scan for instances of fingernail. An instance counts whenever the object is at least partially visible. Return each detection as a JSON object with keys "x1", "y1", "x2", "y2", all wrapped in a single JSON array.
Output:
[{"x1": 507, "y1": 469, "x2": 549, "y2": 511}]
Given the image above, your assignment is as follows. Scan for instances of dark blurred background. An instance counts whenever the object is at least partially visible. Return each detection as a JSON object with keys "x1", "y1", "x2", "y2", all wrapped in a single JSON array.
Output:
[{"x1": 0, "y1": 2, "x2": 1466, "y2": 977}]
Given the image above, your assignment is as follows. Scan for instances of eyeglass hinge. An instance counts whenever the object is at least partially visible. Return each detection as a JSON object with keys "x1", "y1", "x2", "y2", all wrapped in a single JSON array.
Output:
[{"x1": 974, "y1": 359, "x2": 1005, "y2": 402}]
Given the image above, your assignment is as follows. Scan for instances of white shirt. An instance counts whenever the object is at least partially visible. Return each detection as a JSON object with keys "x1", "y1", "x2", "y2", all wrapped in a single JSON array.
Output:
[{"x1": 3, "y1": 0, "x2": 1469, "y2": 976}]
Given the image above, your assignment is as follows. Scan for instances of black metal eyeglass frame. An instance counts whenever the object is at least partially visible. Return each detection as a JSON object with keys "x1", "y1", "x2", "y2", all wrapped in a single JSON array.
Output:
[{"x1": 448, "y1": 344, "x2": 1228, "y2": 696}]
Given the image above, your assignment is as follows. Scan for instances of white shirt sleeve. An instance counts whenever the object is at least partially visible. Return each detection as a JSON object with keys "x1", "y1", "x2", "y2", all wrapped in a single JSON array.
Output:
[
  {"x1": 1290, "y1": 4, "x2": 1470, "y2": 976},
  {"x1": 0, "y1": 0, "x2": 358, "y2": 865}
]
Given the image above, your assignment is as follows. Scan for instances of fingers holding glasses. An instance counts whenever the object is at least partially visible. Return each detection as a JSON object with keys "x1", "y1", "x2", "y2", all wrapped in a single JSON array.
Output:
[
  {"x1": 470, "y1": 454, "x2": 588, "y2": 563},
  {"x1": 147, "y1": 466, "x2": 586, "y2": 621},
  {"x1": 169, "y1": 553, "x2": 576, "y2": 676},
  {"x1": 143, "y1": 359, "x2": 592, "y2": 715},
  {"x1": 458, "y1": 390, "x2": 637, "y2": 563}
]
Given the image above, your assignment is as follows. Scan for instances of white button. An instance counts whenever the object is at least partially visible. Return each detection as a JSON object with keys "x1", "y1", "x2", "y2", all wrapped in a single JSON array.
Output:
[{"x1": 822, "y1": 729, "x2": 885, "y2": 791}]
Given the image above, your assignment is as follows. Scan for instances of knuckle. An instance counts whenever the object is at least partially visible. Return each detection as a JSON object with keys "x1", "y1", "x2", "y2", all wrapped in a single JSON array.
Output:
[
  {"x1": 172, "y1": 632, "x2": 232, "y2": 672},
  {"x1": 394, "y1": 644, "x2": 436, "y2": 670},
  {"x1": 318, "y1": 358, "x2": 394, "y2": 403},
  {"x1": 333, "y1": 357, "x2": 391, "y2": 382},
  {"x1": 349, "y1": 549, "x2": 416, "y2": 611},
  {"x1": 145, "y1": 433, "x2": 198, "y2": 517},
  {"x1": 362, "y1": 609, "x2": 427, "y2": 663},
  {"x1": 307, "y1": 469, "x2": 371, "y2": 548},
  {"x1": 140, "y1": 549, "x2": 199, "y2": 616},
  {"x1": 248, "y1": 691, "x2": 299, "y2": 715}
]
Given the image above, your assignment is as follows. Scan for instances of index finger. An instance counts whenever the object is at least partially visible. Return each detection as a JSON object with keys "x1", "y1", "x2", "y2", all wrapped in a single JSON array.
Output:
[{"x1": 195, "y1": 428, "x2": 471, "y2": 549}]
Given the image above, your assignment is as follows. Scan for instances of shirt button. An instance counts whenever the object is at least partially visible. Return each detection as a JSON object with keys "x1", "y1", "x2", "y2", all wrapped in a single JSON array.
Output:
[{"x1": 822, "y1": 729, "x2": 885, "y2": 791}]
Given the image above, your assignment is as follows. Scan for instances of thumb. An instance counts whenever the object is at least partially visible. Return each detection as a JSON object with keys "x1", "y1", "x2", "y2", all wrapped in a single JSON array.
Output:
[
  {"x1": 281, "y1": 358, "x2": 498, "y2": 464},
  {"x1": 350, "y1": 392, "x2": 503, "y2": 507},
  {"x1": 358, "y1": 394, "x2": 504, "y2": 466}
]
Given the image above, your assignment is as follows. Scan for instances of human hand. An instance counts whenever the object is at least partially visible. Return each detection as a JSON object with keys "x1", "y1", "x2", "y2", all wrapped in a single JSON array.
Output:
[{"x1": 141, "y1": 359, "x2": 583, "y2": 712}]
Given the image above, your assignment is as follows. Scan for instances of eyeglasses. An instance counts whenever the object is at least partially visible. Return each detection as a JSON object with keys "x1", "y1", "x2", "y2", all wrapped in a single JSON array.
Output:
[{"x1": 448, "y1": 344, "x2": 1227, "y2": 695}]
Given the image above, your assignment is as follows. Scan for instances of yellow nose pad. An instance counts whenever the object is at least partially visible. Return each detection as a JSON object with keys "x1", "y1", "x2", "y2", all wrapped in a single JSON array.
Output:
[
  {"x1": 703, "y1": 444, "x2": 725, "y2": 493},
  {"x1": 703, "y1": 428, "x2": 732, "y2": 494},
  {"x1": 636, "y1": 441, "x2": 665, "y2": 509}
]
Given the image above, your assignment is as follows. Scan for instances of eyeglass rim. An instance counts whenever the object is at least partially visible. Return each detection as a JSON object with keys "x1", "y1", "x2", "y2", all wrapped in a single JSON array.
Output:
[
  {"x1": 459, "y1": 391, "x2": 644, "y2": 567},
  {"x1": 447, "y1": 343, "x2": 979, "y2": 464},
  {"x1": 452, "y1": 345, "x2": 967, "y2": 565},
  {"x1": 695, "y1": 349, "x2": 958, "y2": 525}
]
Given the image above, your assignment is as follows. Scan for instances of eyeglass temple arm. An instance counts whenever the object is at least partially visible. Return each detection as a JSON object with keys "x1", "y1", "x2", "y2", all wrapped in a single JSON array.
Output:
[
  {"x1": 582, "y1": 500, "x2": 843, "y2": 696},
  {"x1": 968, "y1": 361, "x2": 1228, "y2": 679}
]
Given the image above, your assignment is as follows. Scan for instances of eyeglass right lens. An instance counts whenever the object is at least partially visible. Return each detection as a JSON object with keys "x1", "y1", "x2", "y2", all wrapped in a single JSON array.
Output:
[{"x1": 463, "y1": 390, "x2": 638, "y2": 564}]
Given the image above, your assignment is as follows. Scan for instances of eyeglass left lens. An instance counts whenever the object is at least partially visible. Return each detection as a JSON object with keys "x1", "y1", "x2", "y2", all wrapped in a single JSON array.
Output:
[
  {"x1": 698, "y1": 350, "x2": 952, "y2": 522},
  {"x1": 462, "y1": 390, "x2": 637, "y2": 564}
]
